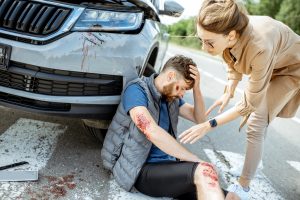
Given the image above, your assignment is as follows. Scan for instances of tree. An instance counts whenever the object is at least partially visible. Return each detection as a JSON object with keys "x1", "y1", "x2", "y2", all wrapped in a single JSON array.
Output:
[
  {"x1": 276, "y1": 0, "x2": 300, "y2": 35},
  {"x1": 245, "y1": 0, "x2": 260, "y2": 15},
  {"x1": 168, "y1": 18, "x2": 195, "y2": 36},
  {"x1": 167, "y1": 17, "x2": 201, "y2": 49},
  {"x1": 245, "y1": 0, "x2": 283, "y2": 18},
  {"x1": 257, "y1": 0, "x2": 283, "y2": 18}
]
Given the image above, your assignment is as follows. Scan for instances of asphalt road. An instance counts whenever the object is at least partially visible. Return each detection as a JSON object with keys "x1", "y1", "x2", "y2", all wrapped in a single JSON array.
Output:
[{"x1": 0, "y1": 44, "x2": 299, "y2": 200}]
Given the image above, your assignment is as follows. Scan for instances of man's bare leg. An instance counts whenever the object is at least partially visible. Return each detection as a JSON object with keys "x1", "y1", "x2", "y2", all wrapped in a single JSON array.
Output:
[{"x1": 194, "y1": 162, "x2": 225, "y2": 200}]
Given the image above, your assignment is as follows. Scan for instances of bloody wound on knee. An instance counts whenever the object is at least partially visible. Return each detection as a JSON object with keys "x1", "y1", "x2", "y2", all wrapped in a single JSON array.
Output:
[{"x1": 200, "y1": 162, "x2": 218, "y2": 187}]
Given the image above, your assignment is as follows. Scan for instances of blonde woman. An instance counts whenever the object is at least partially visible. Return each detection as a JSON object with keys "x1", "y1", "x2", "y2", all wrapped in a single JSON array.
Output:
[{"x1": 179, "y1": 0, "x2": 300, "y2": 199}]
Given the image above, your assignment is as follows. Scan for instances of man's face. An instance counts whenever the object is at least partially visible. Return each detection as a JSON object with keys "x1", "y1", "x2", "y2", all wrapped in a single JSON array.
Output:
[{"x1": 162, "y1": 79, "x2": 191, "y2": 102}]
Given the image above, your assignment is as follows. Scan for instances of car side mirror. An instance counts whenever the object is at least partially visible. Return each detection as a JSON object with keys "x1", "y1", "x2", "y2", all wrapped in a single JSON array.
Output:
[{"x1": 159, "y1": 0, "x2": 184, "y2": 17}]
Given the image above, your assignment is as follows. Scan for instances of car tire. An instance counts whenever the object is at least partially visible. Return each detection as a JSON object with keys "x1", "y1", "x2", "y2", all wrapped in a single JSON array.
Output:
[
  {"x1": 143, "y1": 63, "x2": 156, "y2": 77},
  {"x1": 82, "y1": 119, "x2": 110, "y2": 144}
]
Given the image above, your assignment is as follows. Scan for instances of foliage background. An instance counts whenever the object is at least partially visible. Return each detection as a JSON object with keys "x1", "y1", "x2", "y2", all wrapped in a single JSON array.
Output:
[
  {"x1": 167, "y1": 17, "x2": 201, "y2": 49},
  {"x1": 167, "y1": 0, "x2": 300, "y2": 49}
]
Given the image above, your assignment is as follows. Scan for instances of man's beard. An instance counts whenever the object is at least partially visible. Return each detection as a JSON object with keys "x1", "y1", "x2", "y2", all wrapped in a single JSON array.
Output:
[{"x1": 162, "y1": 82, "x2": 180, "y2": 102}]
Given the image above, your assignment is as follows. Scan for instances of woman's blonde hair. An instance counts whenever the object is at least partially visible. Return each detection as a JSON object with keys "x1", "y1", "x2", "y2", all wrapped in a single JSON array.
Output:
[
  {"x1": 197, "y1": 0, "x2": 249, "y2": 66},
  {"x1": 197, "y1": 0, "x2": 249, "y2": 35}
]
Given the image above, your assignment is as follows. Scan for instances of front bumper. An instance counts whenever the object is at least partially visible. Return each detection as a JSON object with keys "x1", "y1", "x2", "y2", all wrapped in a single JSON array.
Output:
[
  {"x1": 0, "y1": 19, "x2": 159, "y2": 118},
  {"x1": 0, "y1": 91, "x2": 117, "y2": 119}
]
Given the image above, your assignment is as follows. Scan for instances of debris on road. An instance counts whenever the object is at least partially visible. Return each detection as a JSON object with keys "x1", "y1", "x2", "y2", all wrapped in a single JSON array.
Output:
[{"x1": 0, "y1": 161, "x2": 38, "y2": 182}]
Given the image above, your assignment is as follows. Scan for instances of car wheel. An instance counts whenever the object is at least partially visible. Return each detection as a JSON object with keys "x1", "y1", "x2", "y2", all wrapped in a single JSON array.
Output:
[
  {"x1": 143, "y1": 63, "x2": 156, "y2": 77},
  {"x1": 81, "y1": 119, "x2": 110, "y2": 144}
]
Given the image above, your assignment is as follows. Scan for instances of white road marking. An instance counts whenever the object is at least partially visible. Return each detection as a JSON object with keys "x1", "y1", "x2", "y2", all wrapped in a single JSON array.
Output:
[
  {"x1": 167, "y1": 51, "x2": 300, "y2": 125},
  {"x1": 291, "y1": 117, "x2": 300, "y2": 124},
  {"x1": 107, "y1": 177, "x2": 172, "y2": 200},
  {"x1": 204, "y1": 149, "x2": 284, "y2": 200},
  {"x1": 73, "y1": 187, "x2": 102, "y2": 200},
  {"x1": 287, "y1": 161, "x2": 300, "y2": 173},
  {"x1": 229, "y1": 161, "x2": 264, "y2": 178},
  {"x1": 0, "y1": 118, "x2": 67, "y2": 199}
]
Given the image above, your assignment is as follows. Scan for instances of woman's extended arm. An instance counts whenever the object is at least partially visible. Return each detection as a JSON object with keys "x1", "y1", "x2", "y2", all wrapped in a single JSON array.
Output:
[
  {"x1": 179, "y1": 106, "x2": 240, "y2": 144},
  {"x1": 206, "y1": 79, "x2": 240, "y2": 115}
]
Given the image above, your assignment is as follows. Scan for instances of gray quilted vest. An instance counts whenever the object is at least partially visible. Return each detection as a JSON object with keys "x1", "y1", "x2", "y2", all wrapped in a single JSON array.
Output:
[{"x1": 101, "y1": 74, "x2": 180, "y2": 191}]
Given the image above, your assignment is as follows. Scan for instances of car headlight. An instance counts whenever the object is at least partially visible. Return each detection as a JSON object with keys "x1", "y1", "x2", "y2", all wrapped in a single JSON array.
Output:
[{"x1": 72, "y1": 9, "x2": 144, "y2": 32}]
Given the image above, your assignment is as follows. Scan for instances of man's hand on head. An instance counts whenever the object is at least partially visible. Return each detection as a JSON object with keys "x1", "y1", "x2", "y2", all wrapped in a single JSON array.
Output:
[{"x1": 189, "y1": 65, "x2": 201, "y2": 89}]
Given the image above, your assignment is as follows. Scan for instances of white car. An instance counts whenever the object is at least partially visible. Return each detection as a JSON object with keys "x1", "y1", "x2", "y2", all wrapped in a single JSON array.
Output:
[{"x1": 0, "y1": 0, "x2": 183, "y2": 141}]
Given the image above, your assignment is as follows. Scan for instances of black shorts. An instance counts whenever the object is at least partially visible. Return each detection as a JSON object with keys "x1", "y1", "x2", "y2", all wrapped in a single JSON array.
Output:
[
  {"x1": 135, "y1": 161, "x2": 227, "y2": 200},
  {"x1": 135, "y1": 161, "x2": 199, "y2": 200}
]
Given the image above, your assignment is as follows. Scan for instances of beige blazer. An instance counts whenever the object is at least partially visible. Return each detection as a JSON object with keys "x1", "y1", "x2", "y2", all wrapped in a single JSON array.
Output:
[{"x1": 224, "y1": 16, "x2": 300, "y2": 128}]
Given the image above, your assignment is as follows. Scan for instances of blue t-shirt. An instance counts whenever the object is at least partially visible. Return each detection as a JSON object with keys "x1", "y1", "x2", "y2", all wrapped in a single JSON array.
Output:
[{"x1": 122, "y1": 83, "x2": 185, "y2": 163}]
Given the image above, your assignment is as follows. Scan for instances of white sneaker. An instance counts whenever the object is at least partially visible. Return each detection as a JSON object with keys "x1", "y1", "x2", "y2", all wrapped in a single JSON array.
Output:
[{"x1": 227, "y1": 183, "x2": 250, "y2": 200}]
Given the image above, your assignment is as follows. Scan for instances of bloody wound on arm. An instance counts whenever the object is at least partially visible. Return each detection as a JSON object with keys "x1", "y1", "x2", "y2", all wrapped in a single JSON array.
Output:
[{"x1": 135, "y1": 113, "x2": 151, "y2": 139}]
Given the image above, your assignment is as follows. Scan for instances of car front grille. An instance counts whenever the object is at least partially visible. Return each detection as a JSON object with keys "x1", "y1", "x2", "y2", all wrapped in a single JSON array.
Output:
[
  {"x1": 0, "y1": 61, "x2": 123, "y2": 96},
  {"x1": 0, "y1": 0, "x2": 71, "y2": 36},
  {"x1": 0, "y1": 91, "x2": 71, "y2": 111}
]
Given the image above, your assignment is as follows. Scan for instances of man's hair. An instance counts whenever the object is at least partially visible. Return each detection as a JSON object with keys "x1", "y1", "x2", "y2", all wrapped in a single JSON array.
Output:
[{"x1": 162, "y1": 55, "x2": 196, "y2": 89}]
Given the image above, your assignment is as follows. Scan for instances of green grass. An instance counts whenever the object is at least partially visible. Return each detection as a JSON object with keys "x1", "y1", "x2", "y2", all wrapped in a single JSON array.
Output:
[{"x1": 169, "y1": 37, "x2": 202, "y2": 50}]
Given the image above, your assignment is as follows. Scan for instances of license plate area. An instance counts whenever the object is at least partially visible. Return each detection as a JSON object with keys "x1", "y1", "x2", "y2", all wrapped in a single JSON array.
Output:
[{"x1": 0, "y1": 43, "x2": 12, "y2": 71}]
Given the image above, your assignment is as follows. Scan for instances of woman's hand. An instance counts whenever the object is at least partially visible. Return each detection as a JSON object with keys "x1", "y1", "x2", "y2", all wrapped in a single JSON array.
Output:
[
  {"x1": 205, "y1": 93, "x2": 231, "y2": 116},
  {"x1": 179, "y1": 121, "x2": 211, "y2": 144}
]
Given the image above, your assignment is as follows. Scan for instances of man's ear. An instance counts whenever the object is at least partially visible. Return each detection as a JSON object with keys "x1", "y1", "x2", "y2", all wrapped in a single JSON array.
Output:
[{"x1": 167, "y1": 70, "x2": 176, "y2": 82}]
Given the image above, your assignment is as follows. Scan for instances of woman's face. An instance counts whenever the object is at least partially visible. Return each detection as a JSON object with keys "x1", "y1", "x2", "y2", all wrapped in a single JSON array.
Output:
[{"x1": 197, "y1": 25, "x2": 230, "y2": 56}]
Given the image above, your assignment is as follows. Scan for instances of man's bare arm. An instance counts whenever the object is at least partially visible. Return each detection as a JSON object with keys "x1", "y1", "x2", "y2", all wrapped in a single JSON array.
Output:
[
  {"x1": 129, "y1": 106, "x2": 201, "y2": 162},
  {"x1": 179, "y1": 86, "x2": 206, "y2": 124}
]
